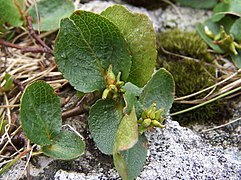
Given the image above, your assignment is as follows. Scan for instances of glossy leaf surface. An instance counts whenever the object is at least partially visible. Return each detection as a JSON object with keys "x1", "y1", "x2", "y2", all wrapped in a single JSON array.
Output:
[
  {"x1": 42, "y1": 130, "x2": 85, "y2": 160},
  {"x1": 139, "y1": 68, "x2": 175, "y2": 115},
  {"x1": 29, "y1": 0, "x2": 74, "y2": 31},
  {"x1": 101, "y1": 5, "x2": 156, "y2": 87},
  {"x1": 113, "y1": 135, "x2": 147, "y2": 180},
  {"x1": 0, "y1": 0, "x2": 23, "y2": 27},
  {"x1": 89, "y1": 99, "x2": 123, "y2": 154},
  {"x1": 115, "y1": 106, "x2": 138, "y2": 151},
  {"x1": 20, "y1": 81, "x2": 62, "y2": 146},
  {"x1": 54, "y1": 10, "x2": 132, "y2": 93}
]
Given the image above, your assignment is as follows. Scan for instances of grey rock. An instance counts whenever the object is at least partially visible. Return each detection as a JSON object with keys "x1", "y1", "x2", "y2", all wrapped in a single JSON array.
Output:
[
  {"x1": 2, "y1": 117, "x2": 241, "y2": 179},
  {"x1": 192, "y1": 99, "x2": 241, "y2": 150},
  {"x1": 77, "y1": 0, "x2": 212, "y2": 32},
  {"x1": 53, "y1": 119, "x2": 241, "y2": 180},
  {"x1": 139, "y1": 120, "x2": 241, "y2": 179}
]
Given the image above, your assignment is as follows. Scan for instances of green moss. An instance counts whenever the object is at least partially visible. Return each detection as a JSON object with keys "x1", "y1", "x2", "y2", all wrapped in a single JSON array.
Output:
[
  {"x1": 157, "y1": 29, "x2": 230, "y2": 125},
  {"x1": 157, "y1": 28, "x2": 213, "y2": 62},
  {"x1": 161, "y1": 59, "x2": 215, "y2": 97}
]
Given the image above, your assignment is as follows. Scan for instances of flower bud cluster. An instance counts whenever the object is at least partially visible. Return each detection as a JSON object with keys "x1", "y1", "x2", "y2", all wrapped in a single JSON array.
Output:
[
  {"x1": 138, "y1": 102, "x2": 165, "y2": 134},
  {"x1": 102, "y1": 64, "x2": 124, "y2": 100},
  {"x1": 205, "y1": 25, "x2": 241, "y2": 55}
]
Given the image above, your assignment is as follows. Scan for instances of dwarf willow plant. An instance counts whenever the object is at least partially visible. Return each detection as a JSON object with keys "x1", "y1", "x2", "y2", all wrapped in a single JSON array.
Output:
[
  {"x1": 197, "y1": 0, "x2": 241, "y2": 68},
  {"x1": 20, "y1": 81, "x2": 85, "y2": 160},
  {"x1": 20, "y1": 5, "x2": 174, "y2": 180}
]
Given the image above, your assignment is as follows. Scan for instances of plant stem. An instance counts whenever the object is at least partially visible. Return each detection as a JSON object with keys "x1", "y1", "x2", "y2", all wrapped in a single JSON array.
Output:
[
  {"x1": 0, "y1": 16, "x2": 53, "y2": 55},
  {"x1": 26, "y1": 16, "x2": 53, "y2": 55},
  {"x1": 0, "y1": 38, "x2": 51, "y2": 54},
  {"x1": 170, "y1": 85, "x2": 241, "y2": 116},
  {"x1": 62, "y1": 92, "x2": 101, "y2": 120}
]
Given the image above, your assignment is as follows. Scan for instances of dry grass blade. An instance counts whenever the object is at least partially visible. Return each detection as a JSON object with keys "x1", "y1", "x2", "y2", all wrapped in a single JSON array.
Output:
[
  {"x1": 202, "y1": 117, "x2": 241, "y2": 132},
  {"x1": 175, "y1": 68, "x2": 241, "y2": 101},
  {"x1": 0, "y1": 46, "x2": 66, "y2": 175}
]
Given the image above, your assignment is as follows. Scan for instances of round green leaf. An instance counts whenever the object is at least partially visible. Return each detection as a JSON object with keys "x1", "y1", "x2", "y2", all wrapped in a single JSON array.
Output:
[
  {"x1": 101, "y1": 5, "x2": 157, "y2": 87},
  {"x1": 175, "y1": 0, "x2": 218, "y2": 9},
  {"x1": 89, "y1": 99, "x2": 123, "y2": 155},
  {"x1": 20, "y1": 81, "x2": 62, "y2": 146},
  {"x1": 29, "y1": 0, "x2": 74, "y2": 31},
  {"x1": 139, "y1": 68, "x2": 175, "y2": 115},
  {"x1": 54, "y1": 10, "x2": 132, "y2": 93},
  {"x1": 213, "y1": 0, "x2": 241, "y2": 22},
  {"x1": 0, "y1": 0, "x2": 23, "y2": 27},
  {"x1": 42, "y1": 130, "x2": 85, "y2": 160},
  {"x1": 113, "y1": 135, "x2": 147, "y2": 180},
  {"x1": 123, "y1": 91, "x2": 136, "y2": 115},
  {"x1": 212, "y1": 2, "x2": 228, "y2": 22},
  {"x1": 196, "y1": 20, "x2": 224, "y2": 53},
  {"x1": 231, "y1": 50, "x2": 241, "y2": 68},
  {"x1": 123, "y1": 82, "x2": 143, "y2": 97},
  {"x1": 115, "y1": 106, "x2": 138, "y2": 151},
  {"x1": 122, "y1": 82, "x2": 143, "y2": 116},
  {"x1": 230, "y1": 18, "x2": 241, "y2": 41}
]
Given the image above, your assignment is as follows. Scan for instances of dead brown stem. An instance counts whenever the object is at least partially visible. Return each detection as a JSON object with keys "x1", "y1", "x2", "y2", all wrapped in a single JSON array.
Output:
[
  {"x1": 26, "y1": 16, "x2": 53, "y2": 55},
  {"x1": 62, "y1": 92, "x2": 101, "y2": 120},
  {"x1": 0, "y1": 38, "x2": 51, "y2": 54},
  {"x1": 0, "y1": 16, "x2": 53, "y2": 55}
]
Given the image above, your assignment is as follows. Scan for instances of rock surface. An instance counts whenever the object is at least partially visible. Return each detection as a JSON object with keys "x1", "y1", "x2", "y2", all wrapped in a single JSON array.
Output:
[
  {"x1": 53, "y1": 119, "x2": 241, "y2": 180},
  {"x1": 198, "y1": 100, "x2": 241, "y2": 150},
  {"x1": 2, "y1": 118, "x2": 241, "y2": 179},
  {"x1": 77, "y1": 0, "x2": 212, "y2": 32},
  {"x1": 1, "y1": 1, "x2": 241, "y2": 180}
]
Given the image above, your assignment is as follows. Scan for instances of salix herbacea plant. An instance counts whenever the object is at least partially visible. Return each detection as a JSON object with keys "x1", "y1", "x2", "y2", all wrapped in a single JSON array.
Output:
[
  {"x1": 20, "y1": 5, "x2": 175, "y2": 180},
  {"x1": 196, "y1": 0, "x2": 241, "y2": 68}
]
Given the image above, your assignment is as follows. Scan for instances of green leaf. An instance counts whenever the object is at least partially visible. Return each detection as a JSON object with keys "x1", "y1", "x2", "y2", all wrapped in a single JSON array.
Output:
[
  {"x1": 0, "y1": 0, "x2": 23, "y2": 27},
  {"x1": 123, "y1": 82, "x2": 143, "y2": 97},
  {"x1": 226, "y1": 0, "x2": 241, "y2": 15},
  {"x1": 196, "y1": 20, "x2": 224, "y2": 53},
  {"x1": 231, "y1": 49, "x2": 241, "y2": 68},
  {"x1": 113, "y1": 135, "x2": 147, "y2": 180},
  {"x1": 213, "y1": 0, "x2": 241, "y2": 22},
  {"x1": 122, "y1": 83, "x2": 141, "y2": 115},
  {"x1": 123, "y1": 91, "x2": 136, "y2": 115},
  {"x1": 20, "y1": 81, "x2": 62, "y2": 146},
  {"x1": 212, "y1": 12, "x2": 241, "y2": 22},
  {"x1": 139, "y1": 68, "x2": 175, "y2": 115},
  {"x1": 115, "y1": 106, "x2": 138, "y2": 151},
  {"x1": 29, "y1": 0, "x2": 74, "y2": 31},
  {"x1": 112, "y1": 149, "x2": 128, "y2": 179},
  {"x1": 218, "y1": 16, "x2": 237, "y2": 33},
  {"x1": 4, "y1": 73, "x2": 13, "y2": 91},
  {"x1": 42, "y1": 130, "x2": 85, "y2": 160},
  {"x1": 123, "y1": 82, "x2": 143, "y2": 115},
  {"x1": 175, "y1": 0, "x2": 218, "y2": 9},
  {"x1": 230, "y1": 18, "x2": 241, "y2": 41},
  {"x1": 212, "y1": 2, "x2": 229, "y2": 22},
  {"x1": 101, "y1": 5, "x2": 156, "y2": 87},
  {"x1": 89, "y1": 99, "x2": 123, "y2": 154},
  {"x1": 0, "y1": 117, "x2": 7, "y2": 136},
  {"x1": 54, "y1": 10, "x2": 132, "y2": 93}
]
